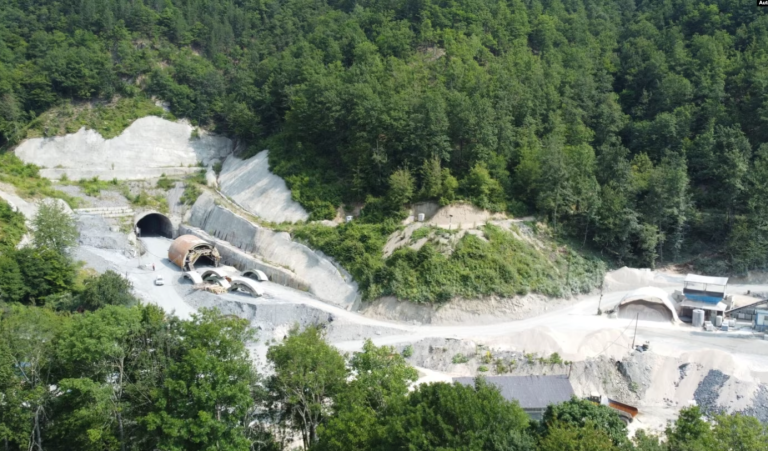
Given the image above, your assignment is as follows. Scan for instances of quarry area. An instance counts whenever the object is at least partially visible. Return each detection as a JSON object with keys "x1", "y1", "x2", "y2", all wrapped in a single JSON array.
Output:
[{"x1": 6, "y1": 117, "x2": 768, "y2": 436}]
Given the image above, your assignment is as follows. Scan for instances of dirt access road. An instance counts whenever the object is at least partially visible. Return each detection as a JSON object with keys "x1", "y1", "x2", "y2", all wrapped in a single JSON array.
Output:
[{"x1": 114, "y1": 239, "x2": 768, "y2": 376}]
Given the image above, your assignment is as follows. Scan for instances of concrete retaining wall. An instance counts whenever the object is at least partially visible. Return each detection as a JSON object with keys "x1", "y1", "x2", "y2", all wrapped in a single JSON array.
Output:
[{"x1": 187, "y1": 193, "x2": 359, "y2": 309}]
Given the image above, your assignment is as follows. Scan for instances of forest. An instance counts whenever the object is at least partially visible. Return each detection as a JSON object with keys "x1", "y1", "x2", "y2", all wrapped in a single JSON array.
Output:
[{"x1": 2, "y1": 0, "x2": 768, "y2": 272}]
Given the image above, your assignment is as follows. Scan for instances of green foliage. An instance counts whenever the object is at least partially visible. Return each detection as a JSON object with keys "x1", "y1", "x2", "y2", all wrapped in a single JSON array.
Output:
[
  {"x1": 72, "y1": 176, "x2": 120, "y2": 197},
  {"x1": 212, "y1": 162, "x2": 223, "y2": 176},
  {"x1": 77, "y1": 270, "x2": 137, "y2": 311},
  {"x1": 541, "y1": 398, "x2": 629, "y2": 447},
  {"x1": 180, "y1": 184, "x2": 202, "y2": 206},
  {"x1": 24, "y1": 97, "x2": 172, "y2": 141},
  {"x1": 547, "y1": 352, "x2": 563, "y2": 366},
  {"x1": 156, "y1": 176, "x2": 175, "y2": 191},
  {"x1": 2, "y1": 0, "x2": 768, "y2": 271},
  {"x1": 0, "y1": 154, "x2": 77, "y2": 207},
  {"x1": 316, "y1": 340, "x2": 418, "y2": 451},
  {"x1": 477, "y1": 365, "x2": 489, "y2": 372},
  {"x1": 452, "y1": 353, "x2": 469, "y2": 364},
  {"x1": 0, "y1": 304, "x2": 273, "y2": 451},
  {"x1": 32, "y1": 200, "x2": 79, "y2": 255},
  {"x1": 0, "y1": 199, "x2": 25, "y2": 250},
  {"x1": 402, "y1": 345, "x2": 413, "y2": 358},
  {"x1": 382, "y1": 224, "x2": 604, "y2": 303},
  {"x1": 538, "y1": 421, "x2": 616, "y2": 451},
  {"x1": 266, "y1": 326, "x2": 348, "y2": 449},
  {"x1": 130, "y1": 191, "x2": 168, "y2": 213},
  {"x1": 373, "y1": 379, "x2": 535, "y2": 451}
]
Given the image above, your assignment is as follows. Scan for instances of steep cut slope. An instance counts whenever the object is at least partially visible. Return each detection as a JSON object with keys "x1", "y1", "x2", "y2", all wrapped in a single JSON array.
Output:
[
  {"x1": 15, "y1": 117, "x2": 233, "y2": 180},
  {"x1": 188, "y1": 193, "x2": 358, "y2": 308},
  {"x1": 217, "y1": 151, "x2": 309, "y2": 223}
]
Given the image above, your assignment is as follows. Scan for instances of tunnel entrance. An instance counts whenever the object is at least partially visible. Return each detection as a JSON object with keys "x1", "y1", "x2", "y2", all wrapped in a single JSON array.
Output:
[{"x1": 136, "y1": 213, "x2": 174, "y2": 238}]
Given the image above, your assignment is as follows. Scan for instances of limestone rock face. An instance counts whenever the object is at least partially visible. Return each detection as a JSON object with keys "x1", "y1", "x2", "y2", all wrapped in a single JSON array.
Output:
[
  {"x1": 15, "y1": 116, "x2": 233, "y2": 180},
  {"x1": 189, "y1": 193, "x2": 357, "y2": 308},
  {"x1": 217, "y1": 151, "x2": 309, "y2": 224}
]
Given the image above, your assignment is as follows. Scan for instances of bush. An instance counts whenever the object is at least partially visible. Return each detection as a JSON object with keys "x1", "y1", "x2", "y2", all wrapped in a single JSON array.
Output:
[
  {"x1": 180, "y1": 183, "x2": 202, "y2": 206},
  {"x1": 0, "y1": 200, "x2": 26, "y2": 250},
  {"x1": 78, "y1": 270, "x2": 138, "y2": 311},
  {"x1": 402, "y1": 345, "x2": 413, "y2": 358},
  {"x1": 477, "y1": 365, "x2": 489, "y2": 372},
  {"x1": 156, "y1": 176, "x2": 175, "y2": 190},
  {"x1": 452, "y1": 353, "x2": 469, "y2": 364}
]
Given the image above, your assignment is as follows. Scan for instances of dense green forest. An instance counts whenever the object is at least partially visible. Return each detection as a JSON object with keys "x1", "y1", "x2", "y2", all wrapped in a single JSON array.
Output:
[{"x1": 2, "y1": 0, "x2": 768, "y2": 272}]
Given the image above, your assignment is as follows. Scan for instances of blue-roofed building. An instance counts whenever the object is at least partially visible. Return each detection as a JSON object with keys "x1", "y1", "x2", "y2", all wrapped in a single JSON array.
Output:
[{"x1": 680, "y1": 274, "x2": 728, "y2": 323}]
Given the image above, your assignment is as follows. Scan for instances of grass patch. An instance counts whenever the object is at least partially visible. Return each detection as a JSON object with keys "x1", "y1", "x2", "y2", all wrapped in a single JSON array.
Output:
[
  {"x1": 156, "y1": 175, "x2": 176, "y2": 191},
  {"x1": 410, "y1": 226, "x2": 432, "y2": 241},
  {"x1": 0, "y1": 153, "x2": 79, "y2": 207},
  {"x1": 24, "y1": 97, "x2": 173, "y2": 140},
  {"x1": 129, "y1": 191, "x2": 168, "y2": 213},
  {"x1": 71, "y1": 176, "x2": 121, "y2": 197}
]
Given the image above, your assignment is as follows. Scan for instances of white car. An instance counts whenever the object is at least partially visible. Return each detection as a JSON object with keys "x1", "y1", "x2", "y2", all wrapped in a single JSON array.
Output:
[{"x1": 154, "y1": 276, "x2": 165, "y2": 286}]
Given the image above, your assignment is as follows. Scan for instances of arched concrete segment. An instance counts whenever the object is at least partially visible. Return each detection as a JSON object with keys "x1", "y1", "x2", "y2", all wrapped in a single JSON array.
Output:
[
  {"x1": 182, "y1": 272, "x2": 203, "y2": 284},
  {"x1": 200, "y1": 268, "x2": 230, "y2": 281},
  {"x1": 135, "y1": 211, "x2": 174, "y2": 238},
  {"x1": 230, "y1": 277, "x2": 264, "y2": 297},
  {"x1": 242, "y1": 269, "x2": 268, "y2": 282}
]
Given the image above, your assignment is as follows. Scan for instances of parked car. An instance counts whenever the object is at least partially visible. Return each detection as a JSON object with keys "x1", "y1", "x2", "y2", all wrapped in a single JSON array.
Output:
[{"x1": 154, "y1": 276, "x2": 165, "y2": 286}]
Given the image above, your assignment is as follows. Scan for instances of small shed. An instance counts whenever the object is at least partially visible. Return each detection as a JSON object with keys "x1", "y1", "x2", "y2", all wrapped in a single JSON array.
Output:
[
  {"x1": 755, "y1": 309, "x2": 768, "y2": 332},
  {"x1": 683, "y1": 274, "x2": 728, "y2": 303},
  {"x1": 453, "y1": 375, "x2": 574, "y2": 420},
  {"x1": 681, "y1": 274, "x2": 729, "y2": 323}
]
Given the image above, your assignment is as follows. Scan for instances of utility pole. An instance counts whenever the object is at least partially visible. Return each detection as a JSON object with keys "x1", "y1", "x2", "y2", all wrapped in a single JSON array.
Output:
[
  {"x1": 597, "y1": 278, "x2": 604, "y2": 315},
  {"x1": 632, "y1": 313, "x2": 639, "y2": 350}
]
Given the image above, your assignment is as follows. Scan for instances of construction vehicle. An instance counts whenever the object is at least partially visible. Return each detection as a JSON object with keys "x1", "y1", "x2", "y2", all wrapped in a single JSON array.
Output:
[{"x1": 586, "y1": 394, "x2": 639, "y2": 424}]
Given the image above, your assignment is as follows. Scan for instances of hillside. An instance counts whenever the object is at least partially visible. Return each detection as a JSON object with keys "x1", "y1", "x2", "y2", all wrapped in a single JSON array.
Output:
[{"x1": 2, "y1": 0, "x2": 768, "y2": 275}]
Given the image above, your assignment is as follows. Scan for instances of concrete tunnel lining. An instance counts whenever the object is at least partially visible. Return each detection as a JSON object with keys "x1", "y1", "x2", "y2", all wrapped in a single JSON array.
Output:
[{"x1": 135, "y1": 212, "x2": 174, "y2": 238}]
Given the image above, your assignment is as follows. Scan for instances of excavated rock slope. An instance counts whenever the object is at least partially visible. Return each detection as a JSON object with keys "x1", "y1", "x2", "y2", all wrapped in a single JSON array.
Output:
[
  {"x1": 217, "y1": 151, "x2": 309, "y2": 223},
  {"x1": 189, "y1": 193, "x2": 358, "y2": 308},
  {"x1": 15, "y1": 117, "x2": 233, "y2": 180}
]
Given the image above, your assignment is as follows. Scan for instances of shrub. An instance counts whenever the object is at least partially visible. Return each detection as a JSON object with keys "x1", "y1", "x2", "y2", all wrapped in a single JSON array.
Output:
[
  {"x1": 402, "y1": 345, "x2": 414, "y2": 358},
  {"x1": 478, "y1": 365, "x2": 489, "y2": 372},
  {"x1": 156, "y1": 176, "x2": 175, "y2": 190},
  {"x1": 452, "y1": 353, "x2": 469, "y2": 364},
  {"x1": 180, "y1": 184, "x2": 202, "y2": 206},
  {"x1": 548, "y1": 352, "x2": 563, "y2": 366}
]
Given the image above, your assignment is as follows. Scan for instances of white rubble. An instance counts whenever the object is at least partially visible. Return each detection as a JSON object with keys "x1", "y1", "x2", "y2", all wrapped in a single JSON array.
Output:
[
  {"x1": 217, "y1": 151, "x2": 309, "y2": 223},
  {"x1": 15, "y1": 116, "x2": 233, "y2": 180}
]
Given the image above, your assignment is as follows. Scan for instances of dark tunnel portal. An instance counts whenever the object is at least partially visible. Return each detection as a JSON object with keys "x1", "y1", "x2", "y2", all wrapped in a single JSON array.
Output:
[{"x1": 136, "y1": 213, "x2": 174, "y2": 238}]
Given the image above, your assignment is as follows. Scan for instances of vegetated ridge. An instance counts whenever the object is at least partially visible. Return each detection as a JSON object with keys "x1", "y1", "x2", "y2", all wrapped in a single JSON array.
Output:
[{"x1": 1, "y1": 0, "x2": 766, "y2": 275}]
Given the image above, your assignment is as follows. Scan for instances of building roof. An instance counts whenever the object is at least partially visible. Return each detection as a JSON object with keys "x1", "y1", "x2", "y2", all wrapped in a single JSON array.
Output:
[
  {"x1": 685, "y1": 274, "x2": 728, "y2": 286},
  {"x1": 453, "y1": 375, "x2": 574, "y2": 409},
  {"x1": 680, "y1": 299, "x2": 727, "y2": 311}
]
